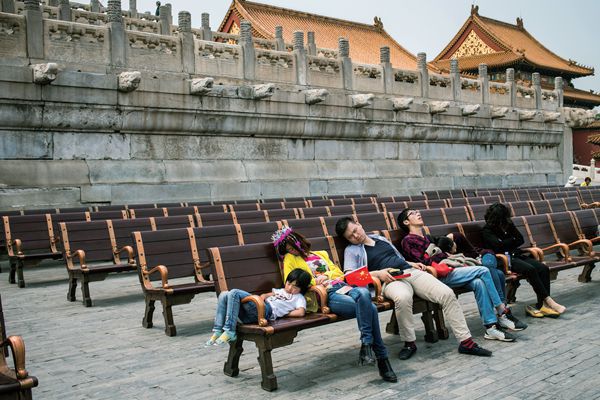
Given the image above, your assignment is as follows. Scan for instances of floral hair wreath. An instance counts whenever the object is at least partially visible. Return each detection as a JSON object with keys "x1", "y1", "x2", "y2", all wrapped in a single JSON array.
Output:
[{"x1": 271, "y1": 226, "x2": 302, "y2": 258}]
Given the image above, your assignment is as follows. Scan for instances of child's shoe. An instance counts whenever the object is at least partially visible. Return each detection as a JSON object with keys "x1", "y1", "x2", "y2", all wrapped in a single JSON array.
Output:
[
  {"x1": 206, "y1": 331, "x2": 222, "y2": 346},
  {"x1": 215, "y1": 330, "x2": 237, "y2": 345}
]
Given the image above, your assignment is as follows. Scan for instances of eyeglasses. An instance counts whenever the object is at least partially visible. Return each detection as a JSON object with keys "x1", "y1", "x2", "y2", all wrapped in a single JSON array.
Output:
[{"x1": 407, "y1": 210, "x2": 419, "y2": 217}]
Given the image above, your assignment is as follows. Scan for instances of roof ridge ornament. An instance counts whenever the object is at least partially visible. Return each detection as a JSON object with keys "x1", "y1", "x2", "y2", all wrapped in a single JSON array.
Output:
[
  {"x1": 373, "y1": 16, "x2": 383, "y2": 30},
  {"x1": 470, "y1": 5, "x2": 479, "y2": 16},
  {"x1": 516, "y1": 17, "x2": 524, "y2": 29}
]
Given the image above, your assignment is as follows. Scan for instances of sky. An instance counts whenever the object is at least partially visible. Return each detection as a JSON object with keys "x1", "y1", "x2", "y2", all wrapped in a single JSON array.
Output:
[{"x1": 135, "y1": 0, "x2": 600, "y2": 93}]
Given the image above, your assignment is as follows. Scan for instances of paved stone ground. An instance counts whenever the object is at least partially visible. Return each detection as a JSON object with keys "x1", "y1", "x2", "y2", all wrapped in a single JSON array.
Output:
[{"x1": 2, "y1": 259, "x2": 600, "y2": 400}]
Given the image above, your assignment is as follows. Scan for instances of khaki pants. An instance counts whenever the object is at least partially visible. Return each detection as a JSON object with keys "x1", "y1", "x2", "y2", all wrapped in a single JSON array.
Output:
[{"x1": 383, "y1": 268, "x2": 471, "y2": 343}]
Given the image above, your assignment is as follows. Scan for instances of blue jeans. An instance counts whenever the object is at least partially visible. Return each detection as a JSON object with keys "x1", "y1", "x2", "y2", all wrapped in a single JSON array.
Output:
[
  {"x1": 440, "y1": 266, "x2": 501, "y2": 326},
  {"x1": 213, "y1": 289, "x2": 273, "y2": 333},
  {"x1": 486, "y1": 266, "x2": 507, "y2": 304},
  {"x1": 327, "y1": 283, "x2": 388, "y2": 359}
]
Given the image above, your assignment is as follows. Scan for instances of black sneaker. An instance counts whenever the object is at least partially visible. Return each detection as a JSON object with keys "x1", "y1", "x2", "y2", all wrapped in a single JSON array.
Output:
[
  {"x1": 398, "y1": 346, "x2": 417, "y2": 360},
  {"x1": 458, "y1": 342, "x2": 492, "y2": 357},
  {"x1": 506, "y1": 313, "x2": 528, "y2": 331}
]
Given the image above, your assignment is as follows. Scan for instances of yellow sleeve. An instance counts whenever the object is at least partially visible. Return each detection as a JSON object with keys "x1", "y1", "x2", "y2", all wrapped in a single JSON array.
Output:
[
  {"x1": 313, "y1": 251, "x2": 344, "y2": 280},
  {"x1": 283, "y1": 253, "x2": 316, "y2": 286}
]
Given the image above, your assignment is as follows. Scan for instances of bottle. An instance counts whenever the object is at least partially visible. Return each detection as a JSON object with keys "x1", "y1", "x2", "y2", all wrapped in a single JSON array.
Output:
[{"x1": 504, "y1": 251, "x2": 511, "y2": 269}]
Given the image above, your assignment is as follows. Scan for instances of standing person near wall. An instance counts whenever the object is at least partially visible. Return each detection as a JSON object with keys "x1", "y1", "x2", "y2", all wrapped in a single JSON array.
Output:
[{"x1": 564, "y1": 176, "x2": 577, "y2": 187}]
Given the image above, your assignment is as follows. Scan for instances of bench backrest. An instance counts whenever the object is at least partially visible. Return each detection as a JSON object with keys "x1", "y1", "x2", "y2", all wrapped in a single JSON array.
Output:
[
  {"x1": 446, "y1": 197, "x2": 469, "y2": 208},
  {"x1": 229, "y1": 203, "x2": 261, "y2": 212},
  {"x1": 514, "y1": 189, "x2": 531, "y2": 201},
  {"x1": 548, "y1": 212, "x2": 582, "y2": 245},
  {"x1": 482, "y1": 195, "x2": 501, "y2": 204},
  {"x1": 189, "y1": 204, "x2": 229, "y2": 214},
  {"x1": 3, "y1": 214, "x2": 58, "y2": 256},
  {"x1": 562, "y1": 197, "x2": 581, "y2": 211},
  {"x1": 424, "y1": 223, "x2": 462, "y2": 239},
  {"x1": 232, "y1": 210, "x2": 269, "y2": 225},
  {"x1": 508, "y1": 201, "x2": 533, "y2": 217},
  {"x1": 299, "y1": 206, "x2": 330, "y2": 218},
  {"x1": 546, "y1": 198, "x2": 568, "y2": 213},
  {"x1": 571, "y1": 209, "x2": 598, "y2": 240},
  {"x1": 458, "y1": 220, "x2": 487, "y2": 250},
  {"x1": 152, "y1": 215, "x2": 195, "y2": 230},
  {"x1": 308, "y1": 199, "x2": 334, "y2": 207},
  {"x1": 266, "y1": 208, "x2": 300, "y2": 221},
  {"x1": 195, "y1": 211, "x2": 236, "y2": 227},
  {"x1": 165, "y1": 206, "x2": 198, "y2": 216},
  {"x1": 443, "y1": 206, "x2": 472, "y2": 223},
  {"x1": 89, "y1": 210, "x2": 128, "y2": 221},
  {"x1": 353, "y1": 212, "x2": 391, "y2": 233},
  {"x1": 260, "y1": 202, "x2": 286, "y2": 210},
  {"x1": 520, "y1": 214, "x2": 558, "y2": 249},
  {"x1": 467, "y1": 204, "x2": 488, "y2": 221},
  {"x1": 210, "y1": 242, "x2": 281, "y2": 295},
  {"x1": 60, "y1": 220, "x2": 116, "y2": 265},
  {"x1": 111, "y1": 218, "x2": 155, "y2": 250},
  {"x1": 500, "y1": 190, "x2": 518, "y2": 203},
  {"x1": 282, "y1": 217, "x2": 328, "y2": 238},
  {"x1": 240, "y1": 221, "x2": 283, "y2": 245},
  {"x1": 529, "y1": 200, "x2": 552, "y2": 215},
  {"x1": 420, "y1": 208, "x2": 446, "y2": 226},
  {"x1": 129, "y1": 208, "x2": 168, "y2": 218}
]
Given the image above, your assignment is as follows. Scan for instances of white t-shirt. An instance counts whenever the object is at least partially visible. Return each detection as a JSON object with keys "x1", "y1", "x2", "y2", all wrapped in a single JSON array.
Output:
[{"x1": 265, "y1": 288, "x2": 306, "y2": 320}]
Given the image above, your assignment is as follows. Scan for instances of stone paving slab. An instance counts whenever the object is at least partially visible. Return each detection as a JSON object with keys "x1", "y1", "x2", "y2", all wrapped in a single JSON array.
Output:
[{"x1": 1, "y1": 259, "x2": 600, "y2": 400}]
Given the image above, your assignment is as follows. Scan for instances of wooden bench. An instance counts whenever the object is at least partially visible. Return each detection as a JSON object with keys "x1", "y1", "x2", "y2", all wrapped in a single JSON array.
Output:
[
  {"x1": 0, "y1": 293, "x2": 38, "y2": 399},
  {"x1": 207, "y1": 238, "x2": 440, "y2": 391}
]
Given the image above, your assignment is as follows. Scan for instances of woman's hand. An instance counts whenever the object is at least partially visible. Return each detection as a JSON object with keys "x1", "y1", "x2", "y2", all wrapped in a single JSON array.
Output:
[
  {"x1": 315, "y1": 275, "x2": 328, "y2": 285},
  {"x1": 408, "y1": 262, "x2": 428, "y2": 271}
]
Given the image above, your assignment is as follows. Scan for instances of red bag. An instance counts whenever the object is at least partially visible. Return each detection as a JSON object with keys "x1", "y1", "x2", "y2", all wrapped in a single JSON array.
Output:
[{"x1": 431, "y1": 262, "x2": 453, "y2": 278}]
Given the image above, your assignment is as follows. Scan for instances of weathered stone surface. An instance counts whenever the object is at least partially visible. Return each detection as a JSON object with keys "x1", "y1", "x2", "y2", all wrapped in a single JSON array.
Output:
[
  {"x1": 189, "y1": 77, "x2": 213, "y2": 95},
  {"x1": 314, "y1": 140, "x2": 398, "y2": 160},
  {"x1": 0, "y1": 130, "x2": 52, "y2": 159},
  {"x1": 238, "y1": 83, "x2": 275, "y2": 100},
  {"x1": 287, "y1": 139, "x2": 315, "y2": 160},
  {"x1": 419, "y1": 143, "x2": 474, "y2": 161},
  {"x1": 80, "y1": 184, "x2": 111, "y2": 203},
  {"x1": 32, "y1": 63, "x2": 58, "y2": 85},
  {"x1": 53, "y1": 132, "x2": 130, "y2": 160},
  {"x1": 374, "y1": 160, "x2": 421, "y2": 178},
  {"x1": 0, "y1": 187, "x2": 81, "y2": 208},
  {"x1": 243, "y1": 160, "x2": 314, "y2": 181},
  {"x1": 0, "y1": 160, "x2": 89, "y2": 186},
  {"x1": 518, "y1": 110, "x2": 538, "y2": 121},
  {"x1": 52, "y1": 71, "x2": 117, "y2": 90},
  {"x1": 420, "y1": 161, "x2": 465, "y2": 177},
  {"x1": 473, "y1": 144, "x2": 507, "y2": 160},
  {"x1": 542, "y1": 111, "x2": 561, "y2": 122},
  {"x1": 391, "y1": 97, "x2": 413, "y2": 111},
  {"x1": 87, "y1": 160, "x2": 165, "y2": 184},
  {"x1": 317, "y1": 160, "x2": 376, "y2": 179},
  {"x1": 111, "y1": 183, "x2": 211, "y2": 203},
  {"x1": 117, "y1": 71, "x2": 142, "y2": 92},
  {"x1": 350, "y1": 93, "x2": 374, "y2": 108},
  {"x1": 309, "y1": 179, "x2": 327, "y2": 196},
  {"x1": 209, "y1": 181, "x2": 261, "y2": 201},
  {"x1": 490, "y1": 106, "x2": 509, "y2": 119},
  {"x1": 304, "y1": 88, "x2": 329, "y2": 105},
  {"x1": 163, "y1": 160, "x2": 246, "y2": 182},
  {"x1": 427, "y1": 101, "x2": 450, "y2": 114},
  {"x1": 461, "y1": 104, "x2": 480, "y2": 116},
  {"x1": 260, "y1": 181, "x2": 309, "y2": 199}
]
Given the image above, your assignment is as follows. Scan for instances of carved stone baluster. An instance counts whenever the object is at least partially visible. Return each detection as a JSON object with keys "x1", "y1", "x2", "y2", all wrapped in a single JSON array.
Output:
[
  {"x1": 274, "y1": 26, "x2": 284, "y2": 51},
  {"x1": 107, "y1": 0, "x2": 126, "y2": 67},
  {"x1": 179, "y1": 11, "x2": 194, "y2": 74},
  {"x1": 506, "y1": 68, "x2": 516, "y2": 108},
  {"x1": 450, "y1": 59, "x2": 460, "y2": 101},
  {"x1": 201, "y1": 12, "x2": 212, "y2": 41},
  {"x1": 58, "y1": 0, "x2": 71, "y2": 21},
  {"x1": 380, "y1": 46, "x2": 392, "y2": 94},
  {"x1": 293, "y1": 31, "x2": 307, "y2": 85},
  {"x1": 533, "y1": 72, "x2": 542, "y2": 110},
  {"x1": 555, "y1": 77, "x2": 564, "y2": 107},
  {"x1": 307, "y1": 31, "x2": 316, "y2": 56},
  {"x1": 24, "y1": 0, "x2": 43, "y2": 59},
  {"x1": 159, "y1": 5, "x2": 170, "y2": 35},
  {"x1": 240, "y1": 20, "x2": 255, "y2": 80},
  {"x1": 417, "y1": 52, "x2": 428, "y2": 99},
  {"x1": 129, "y1": 0, "x2": 137, "y2": 18},
  {"x1": 338, "y1": 38, "x2": 352, "y2": 90},
  {"x1": 479, "y1": 63, "x2": 489, "y2": 104}
]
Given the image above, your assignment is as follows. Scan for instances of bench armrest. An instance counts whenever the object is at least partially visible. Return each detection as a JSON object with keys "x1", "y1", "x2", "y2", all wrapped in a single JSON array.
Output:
[
  {"x1": 567, "y1": 239, "x2": 594, "y2": 256},
  {"x1": 241, "y1": 295, "x2": 268, "y2": 327},
  {"x1": 309, "y1": 285, "x2": 330, "y2": 314},
  {"x1": 3, "y1": 335, "x2": 29, "y2": 380},
  {"x1": 13, "y1": 238, "x2": 23, "y2": 256},
  {"x1": 495, "y1": 254, "x2": 509, "y2": 274},
  {"x1": 67, "y1": 249, "x2": 88, "y2": 271},
  {"x1": 194, "y1": 262, "x2": 212, "y2": 283},
  {"x1": 520, "y1": 247, "x2": 543, "y2": 261},
  {"x1": 143, "y1": 265, "x2": 170, "y2": 289},
  {"x1": 115, "y1": 245, "x2": 135, "y2": 264},
  {"x1": 537, "y1": 243, "x2": 571, "y2": 262}
]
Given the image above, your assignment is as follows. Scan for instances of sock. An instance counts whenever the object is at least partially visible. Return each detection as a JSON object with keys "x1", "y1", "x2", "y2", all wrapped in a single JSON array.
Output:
[
  {"x1": 484, "y1": 323, "x2": 495, "y2": 329},
  {"x1": 404, "y1": 341, "x2": 417, "y2": 349},
  {"x1": 460, "y1": 338, "x2": 475, "y2": 349}
]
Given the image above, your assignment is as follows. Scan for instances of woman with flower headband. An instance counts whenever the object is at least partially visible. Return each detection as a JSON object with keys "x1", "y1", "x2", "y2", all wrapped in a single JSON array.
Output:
[{"x1": 272, "y1": 226, "x2": 397, "y2": 383}]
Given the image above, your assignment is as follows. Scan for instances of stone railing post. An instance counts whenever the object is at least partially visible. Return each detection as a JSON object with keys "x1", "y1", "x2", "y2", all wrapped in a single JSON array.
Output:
[
  {"x1": 506, "y1": 68, "x2": 516, "y2": 107},
  {"x1": 450, "y1": 59, "x2": 461, "y2": 101},
  {"x1": 590, "y1": 158, "x2": 596, "y2": 181},
  {"x1": 178, "y1": 11, "x2": 194, "y2": 74},
  {"x1": 240, "y1": 20, "x2": 255, "y2": 80},
  {"x1": 48, "y1": 0, "x2": 58, "y2": 6},
  {"x1": 338, "y1": 37, "x2": 352, "y2": 90},
  {"x1": 532, "y1": 72, "x2": 542, "y2": 109},
  {"x1": 380, "y1": 46, "x2": 392, "y2": 93},
  {"x1": 555, "y1": 77, "x2": 564, "y2": 107},
  {"x1": 0, "y1": 0, "x2": 16, "y2": 13},
  {"x1": 129, "y1": 0, "x2": 137, "y2": 18},
  {"x1": 90, "y1": 0, "x2": 100, "y2": 12},
  {"x1": 307, "y1": 31, "x2": 316, "y2": 56},
  {"x1": 23, "y1": 0, "x2": 43, "y2": 59},
  {"x1": 274, "y1": 26, "x2": 285, "y2": 51},
  {"x1": 107, "y1": 0, "x2": 126, "y2": 67},
  {"x1": 58, "y1": 0, "x2": 71, "y2": 21},
  {"x1": 417, "y1": 52, "x2": 428, "y2": 98},
  {"x1": 159, "y1": 5, "x2": 171, "y2": 35},
  {"x1": 478, "y1": 63, "x2": 489, "y2": 104},
  {"x1": 293, "y1": 31, "x2": 307, "y2": 85},
  {"x1": 201, "y1": 13, "x2": 212, "y2": 41}
]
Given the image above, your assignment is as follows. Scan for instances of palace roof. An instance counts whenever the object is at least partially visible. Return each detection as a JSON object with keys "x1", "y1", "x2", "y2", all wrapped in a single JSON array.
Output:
[
  {"x1": 217, "y1": 0, "x2": 421, "y2": 69},
  {"x1": 433, "y1": 6, "x2": 594, "y2": 78}
]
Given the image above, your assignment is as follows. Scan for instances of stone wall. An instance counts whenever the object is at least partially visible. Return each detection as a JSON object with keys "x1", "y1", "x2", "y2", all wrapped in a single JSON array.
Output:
[{"x1": 0, "y1": 0, "x2": 590, "y2": 208}]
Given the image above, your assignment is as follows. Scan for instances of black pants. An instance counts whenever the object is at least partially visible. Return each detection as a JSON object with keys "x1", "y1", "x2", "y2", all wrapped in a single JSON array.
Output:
[{"x1": 511, "y1": 256, "x2": 550, "y2": 307}]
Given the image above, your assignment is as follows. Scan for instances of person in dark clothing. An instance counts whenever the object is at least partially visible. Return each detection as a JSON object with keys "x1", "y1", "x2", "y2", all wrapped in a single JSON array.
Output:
[{"x1": 482, "y1": 203, "x2": 566, "y2": 318}]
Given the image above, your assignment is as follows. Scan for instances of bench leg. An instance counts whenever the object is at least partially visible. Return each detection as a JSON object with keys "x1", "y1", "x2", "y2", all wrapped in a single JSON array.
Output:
[
  {"x1": 385, "y1": 311, "x2": 399, "y2": 335},
  {"x1": 67, "y1": 276, "x2": 77, "y2": 302},
  {"x1": 16, "y1": 260, "x2": 25, "y2": 288},
  {"x1": 81, "y1": 276, "x2": 93, "y2": 307},
  {"x1": 578, "y1": 263, "x2": 596, "y2": 283},
  {"x1": 8, "y1": 260, "x2": 16, "y2": 284},
  {"x1": 223, "y1": 335, "x2": 245, "y2": 378},
  {"x1": 423, "y1": 309, "x2": 439, "y2": 343},
  {"x1": 161, "y1": 300, "x2": 177, "y2": 336},
  {"x1": 256, "y1": 339, "x2": 277, "y2": 391},
  {"x1": 142, "y1": 298, "x2": 155, "y2": 329},
  {"x1": 432, "y1": 305, "x2": 448, "y2": 341},
  {"x1": 506, "y1": 280, "x2": 520, "y2": 304}
]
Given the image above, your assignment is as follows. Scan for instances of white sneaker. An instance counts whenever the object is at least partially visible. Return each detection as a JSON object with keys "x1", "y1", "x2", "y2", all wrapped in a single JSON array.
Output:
[
  {"x1": 498, "y1": 314, "x2": 516, "y2": 330},
  {"x1": 484, "y1": 325, "x2": 516, "y2": 342}
]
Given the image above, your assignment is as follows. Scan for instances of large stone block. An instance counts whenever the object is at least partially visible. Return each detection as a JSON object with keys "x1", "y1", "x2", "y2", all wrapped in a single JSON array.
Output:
[
  {"x1": 420, "y1": 161, "x2": 465, "y2": 177},
  {"x1": 209, "y1": 181, "x2": 261, "y2": 201},
  {"x1": 326, "y1": 179, "x2": 366, "y2": 195},
  {"x1": 42, "y1": 104, "x2": 122, "y2": 131},
  {"x1": 0, "y1": 65, "x2": 32, "y2": 83},
  {"x1": 374, "y1": 160, "x2": 421, "y2": 178},
  {"x1": 87, "y1": 160, "x2": 165, "y2": 184},
  {"x1": 0, "y1": 130, "x2": 52, "y2": 159},
  {"x1": 81, "y1": 185, "x2": 111, "y2": 203},
  {"x1": 453, "y1": 175, "x2": 503, "y2": 190},
  {"x1": 0, "y1": 160, "x2": 89, "y2": 186},
  {"x1": 523, "y1": 145, "x2": 559, "y2": 160},
  {"x1": 474, "y1": 160, "x2": 533, "y2": 175},
  {"x1": 287, "y1": 138, "x2": 315, "y2": 160},
  {"x1": 398, "y1": 142, "x2": 419, "y2": 160},
  {"x1": 317, "y1": 160, "x2": 376, "y2": 179},
  {"x1": 314, "y1": 139, "x2": 398, "y2": 160},
  {"x1": 53, "y1": 132, "x2": 130, "y2": 160},
  {"x1": 504, "y1": 174, "x2": 547, "y2": 187},
  {"x1": 244, "y1": 160, "x2": 315, "y2": 181},
  {"x1": 309, "y1": 180, "x2": 327, "y2": 196},
  {"x1": 506, "y1": 145, "x2": 523, "y2": 161},
  {"x1": 473, "y1": 144, "x2": 507, "y2": 160},
  {"x1": 52, "y1": 71, "x2": 117, "y2": 90},
  {"x1": 419, "y1": 143, "x2": 474, "y2": 161},
  {"x1": 163, "y1": 160, "x2": 246, "y2": 182},
  {"x1": 260, "y1": 180, "x2": 309, "y2": 199},
  {"x1": 530, "y1": 160, "x2": 562, "y2": 174},
  {"x1": 111, "y1": 183, "x2": 211, "y2": 203},
  {"x1": 41, "y1": 85, "x2": 117, "y2": 106},
  {"x1": 0, "y1": 187, "x2": 81, "y2": 208}
]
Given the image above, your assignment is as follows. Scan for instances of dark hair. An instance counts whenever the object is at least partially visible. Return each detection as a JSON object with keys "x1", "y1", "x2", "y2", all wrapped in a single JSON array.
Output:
[
  {"x1": 484, "y1": 203, "x2": 512, "y2": 228},
  {"x1": 285, "y1": 268, "x2": 312, "y2": 295},
  {"x1": 276, "y1": 231, "x2": 311, "y2": 259},
  {"x1": 335, "y1": 216, "x2": 354, "y2": 239},
  {"x1": 397, "y1": 208, "x2": 414, "y2": 233},
  {"x1": 435, "y1": 236, "x2": 455, "y2": 254},
  {"x1": 585, "y1": 177, "x2": 592, "y2": 182}
]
